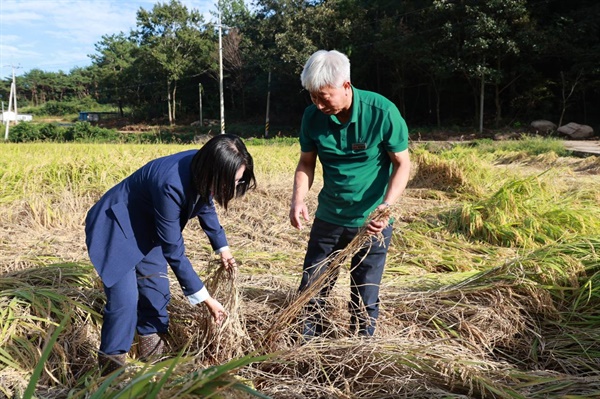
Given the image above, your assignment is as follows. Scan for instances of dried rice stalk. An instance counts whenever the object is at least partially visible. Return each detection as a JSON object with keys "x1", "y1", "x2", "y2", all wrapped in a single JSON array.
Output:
[
  {"x1": 409, "y1": 151, "x2": 468, "y2": 191},
  {"x1": 261, "y1": 206, "x2": 392, "y2": 350},
  {"x1": 193, "y1": 260, "x2": 254, "y2": 364},
  {"x1": 248, "y1": 336, "x2": 516, "y2": 398}
]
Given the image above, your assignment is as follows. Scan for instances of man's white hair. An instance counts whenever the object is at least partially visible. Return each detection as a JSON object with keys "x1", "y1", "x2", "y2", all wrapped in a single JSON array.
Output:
[{"x1": 300, "y1": 50, "x2": 351, "y2": 93}]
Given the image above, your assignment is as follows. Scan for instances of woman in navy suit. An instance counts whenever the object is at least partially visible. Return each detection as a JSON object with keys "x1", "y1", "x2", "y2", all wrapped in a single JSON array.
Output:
[{"x1": 85, "y1": 134, "x2": 256, "y2": 374}]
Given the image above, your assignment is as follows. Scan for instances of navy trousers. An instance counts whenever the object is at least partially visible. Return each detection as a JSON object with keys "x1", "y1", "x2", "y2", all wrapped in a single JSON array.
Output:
[
  {"x1": 299, "y1": 218, "x2": 392, "y2": 337},
  {"x1": 99, "y1": 246, "x2": 171, "y2": 355}
]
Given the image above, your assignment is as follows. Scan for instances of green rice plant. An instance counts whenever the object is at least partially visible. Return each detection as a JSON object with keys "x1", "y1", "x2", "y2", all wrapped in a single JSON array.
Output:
[
  {"x1": 509, "y1": 136, "x2": 567, "y2": 157},
  {"x1": 20, "y1": 310, "x2": 72, "y2": 399},
  {"x1": 409, "y1": 145, "x2": 522, "y2": 202},
  {"x1": 468, "y1": 136, "x2": 568, "y2": 157},
  {"x1": 441, "y1": 173, "x2": 600, "y2": 247},
  {"x1": 0, "y1": 142, "x2": 300, "y2": 202},
  {"x1": 65, "y1": 353, "x2": 271, "y2": 399},
  {"x1": 4, "y1": 139, "x2": 600, "y2": 398},
  {"x1": 0, "y1": 143, "x2": 194, "y2": 228},
  {"x1": 529, "y1": 324, "x2": 600, "y2": 375},
  {"x1": 522, "y1": 237, "x2": 600, "y2": 325},
  {"x1": 570, "y1": 269, "x2": 600, "y2": 319},
  {"x1": 0, "y1": 263, "x2": 103, "y2": 393},
  {"x1": 0, "y1": 143, "x2": 169, "y2": 199},
  {"x1": 242, "y1": 143, "x2": 304, "y2": 181},
  {"x1": 438, "y1": 236, "x2": 600, "y2": 380},
  {"x1": 389, "y1": 226, "x2": 512, "y2": 273},
  {"x1": 0, "y1": 260, "x2": 272, "y2": 398},
  {"x1": 434, "y1": 236, "x2": 600, "y2": 374},
  {"x1": 408, "y1": 149, "x2": 472, "y2": 193}
]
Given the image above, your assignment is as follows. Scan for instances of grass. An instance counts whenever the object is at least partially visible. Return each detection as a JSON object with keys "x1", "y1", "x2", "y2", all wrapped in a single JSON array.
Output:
[
  {"x1": 468, "y1": 136, "x2": 571, "y2": 157},
  {"x1": 1, "y1": 137, "x2": 600, "y2": 398}
]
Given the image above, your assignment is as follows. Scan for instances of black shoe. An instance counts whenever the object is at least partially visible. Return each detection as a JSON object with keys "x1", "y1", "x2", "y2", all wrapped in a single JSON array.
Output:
[
  {"x1": 300, "y1": 320, "x2": 322, "y2": 343},
  {"x1": 358, "y1": 324, "x2": 375, "y2": 337}
]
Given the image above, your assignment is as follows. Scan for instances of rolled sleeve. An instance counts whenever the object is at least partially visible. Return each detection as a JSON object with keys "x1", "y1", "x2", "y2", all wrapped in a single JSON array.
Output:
[
  {"x1": 215, "y1": 246, "x2": 230, "y2": 254},
  {"x1": 187, "y1": 286, "x2": 210, "y2": 305}
]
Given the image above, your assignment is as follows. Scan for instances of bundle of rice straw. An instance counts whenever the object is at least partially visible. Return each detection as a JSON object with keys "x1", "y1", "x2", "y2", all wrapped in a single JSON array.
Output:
[
  {"x1": 262, "y1": 206, "x2": 393, "y2": 350},
  {"x1": 195, "y1": 259, "x2": 254, "y2": 364}
]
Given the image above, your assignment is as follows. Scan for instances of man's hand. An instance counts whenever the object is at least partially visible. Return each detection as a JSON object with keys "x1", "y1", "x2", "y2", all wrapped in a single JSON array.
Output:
[
  {"x1": 289, "y1": 202, "x2": 310, "y2": 230},
  {"x1": 366, "y1": 204, "x2": 390, "y2": 234}
]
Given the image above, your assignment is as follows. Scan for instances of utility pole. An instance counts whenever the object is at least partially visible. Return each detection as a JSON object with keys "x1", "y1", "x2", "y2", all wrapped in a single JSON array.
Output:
[
  {"x1": 198, "y1": 83, "x2": 203, "y2": 127},
  {"x1": 4, "y1": 66, "x2": 19, "y2": 141},
  {"x1": 479, "y1": 57, "x2": 485, "y2": 134},
  {"x1": 265, "y1": 71, "x2": 271, "y2": 138},
  {"x1": 218, "y1": 9, "x2": 225, "y2": 135}
]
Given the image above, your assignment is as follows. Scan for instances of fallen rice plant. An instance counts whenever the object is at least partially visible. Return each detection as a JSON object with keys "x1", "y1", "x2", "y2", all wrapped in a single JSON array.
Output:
[
  {"x1": 2, "y1": 142, "x2": 600, "y2": 398},
  {"x1": 442, "y1": 172, "x2": 600, "y2": 247}
]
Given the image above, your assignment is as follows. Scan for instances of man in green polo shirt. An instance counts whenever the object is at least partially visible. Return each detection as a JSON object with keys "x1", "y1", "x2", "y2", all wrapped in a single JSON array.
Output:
[{"x1": 289, "y1": 49, "x2": 411, "y2": 339}]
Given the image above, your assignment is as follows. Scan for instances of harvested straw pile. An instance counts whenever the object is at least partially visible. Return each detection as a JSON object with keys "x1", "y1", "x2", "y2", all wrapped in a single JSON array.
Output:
[
  {"x1": 261, "y1": 206, "x2": 392, "y2": 351},
  {"x1": 409, "y1": 151, "x2": 468, "y2": 192},
  {"x1": 248, "y1": 336, "x2": 519, "y2": 398},
  {"x1": 168, "y1": 259, "x2": 253, "y2": 364},
  {"x1": 238, "y1": 238, "x2": 600, "y2": 398}
]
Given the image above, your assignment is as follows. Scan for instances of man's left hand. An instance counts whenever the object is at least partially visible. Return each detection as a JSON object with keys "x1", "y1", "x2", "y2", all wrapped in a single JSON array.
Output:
[{"x1": 366, "y1": 204, "x2": 390, "y2": 234}]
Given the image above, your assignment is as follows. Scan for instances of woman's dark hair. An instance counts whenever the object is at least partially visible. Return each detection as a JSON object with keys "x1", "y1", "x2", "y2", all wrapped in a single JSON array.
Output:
[{"x1": 191, "y1": 134, "x2": 256, "y2": 210}]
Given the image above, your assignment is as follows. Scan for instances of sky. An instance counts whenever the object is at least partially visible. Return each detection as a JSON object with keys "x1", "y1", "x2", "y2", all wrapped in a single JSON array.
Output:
[{"x1": 0, "y1": 0, "x2": 220, "y2": 78}]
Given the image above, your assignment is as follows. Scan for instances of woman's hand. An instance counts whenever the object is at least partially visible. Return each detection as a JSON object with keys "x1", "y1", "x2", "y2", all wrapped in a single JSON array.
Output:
[
  {"x1": 203, "y1": 296, "x2": 228, "y2": 325},
  {"x1": 220, "y1": 250, "x2": 238, "y2": 276}
]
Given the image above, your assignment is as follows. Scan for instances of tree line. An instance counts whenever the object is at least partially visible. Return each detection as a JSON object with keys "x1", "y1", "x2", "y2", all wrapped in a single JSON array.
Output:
[{"x1": 1, "y1": 0, "x2": 598, "y2": 133}]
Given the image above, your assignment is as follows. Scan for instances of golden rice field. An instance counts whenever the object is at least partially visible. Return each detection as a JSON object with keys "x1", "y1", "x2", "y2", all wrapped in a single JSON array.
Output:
[{"x1": 1, "y1": 138, "x2": 600, "y2": 398}]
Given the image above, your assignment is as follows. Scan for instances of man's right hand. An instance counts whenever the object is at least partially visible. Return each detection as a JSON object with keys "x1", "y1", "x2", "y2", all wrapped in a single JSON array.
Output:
[{"x1": 289, "y1": 202, "x2": 310, "y2": 229}]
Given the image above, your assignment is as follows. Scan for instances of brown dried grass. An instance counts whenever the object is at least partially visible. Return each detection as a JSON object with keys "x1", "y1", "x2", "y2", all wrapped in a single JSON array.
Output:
[{"x1": 3, "y1": 144, "x2": 600, "y2": 398}]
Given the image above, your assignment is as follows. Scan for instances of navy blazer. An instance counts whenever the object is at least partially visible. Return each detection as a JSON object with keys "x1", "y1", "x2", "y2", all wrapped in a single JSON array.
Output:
[{"x1": 85, "y1": 150, "x2": 228, "y2": 295}]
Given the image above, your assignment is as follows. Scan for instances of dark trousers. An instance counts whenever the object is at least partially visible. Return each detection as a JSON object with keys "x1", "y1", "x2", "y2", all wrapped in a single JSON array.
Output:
[
  {"x1": 99, "y1": 246, "x2": 171, "y2": 355},
  {"x1": 299, "y1": 218, "x2": 392, "y2": 336}
]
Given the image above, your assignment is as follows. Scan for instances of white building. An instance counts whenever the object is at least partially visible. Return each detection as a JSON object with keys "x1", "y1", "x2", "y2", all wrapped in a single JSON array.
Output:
[{"x1": 0, "y1": 111, "x2": 33, "y2": 122}]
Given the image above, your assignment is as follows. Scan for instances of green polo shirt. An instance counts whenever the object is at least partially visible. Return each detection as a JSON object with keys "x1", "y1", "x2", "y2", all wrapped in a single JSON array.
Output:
[{"x1": 300, "y1": 86, "x2": 408, "y2": 227}]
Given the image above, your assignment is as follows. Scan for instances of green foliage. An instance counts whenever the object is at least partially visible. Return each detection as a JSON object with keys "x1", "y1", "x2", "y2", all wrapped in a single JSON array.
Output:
[
  {"x1": 40, "y1": 100, "x2": 81, "y2": 116},
  {"x1": 7, "y1": 122, "x2": 71, "y2": 142},
  {"x1": 3, "y1": 0, "x2": 599, "y2": 128},
  {"x1": 6, "y1": 122, "x2": 121, "y2": 143},
  {"x1": 8, "y1": 122, "x2": 43, "y2": 142},
  {"x1": 66, "y1": 122, "x2": 121, "y2": 142},
  {"x1": 38, "y1": 123, "x2": 64, "y2": 141},
  {"x1": 245, "y1": 136, "x2": 298, "y2": 146},
  {"x1": 133, "y1": 0, "x2": 215, "y2": 123}
]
